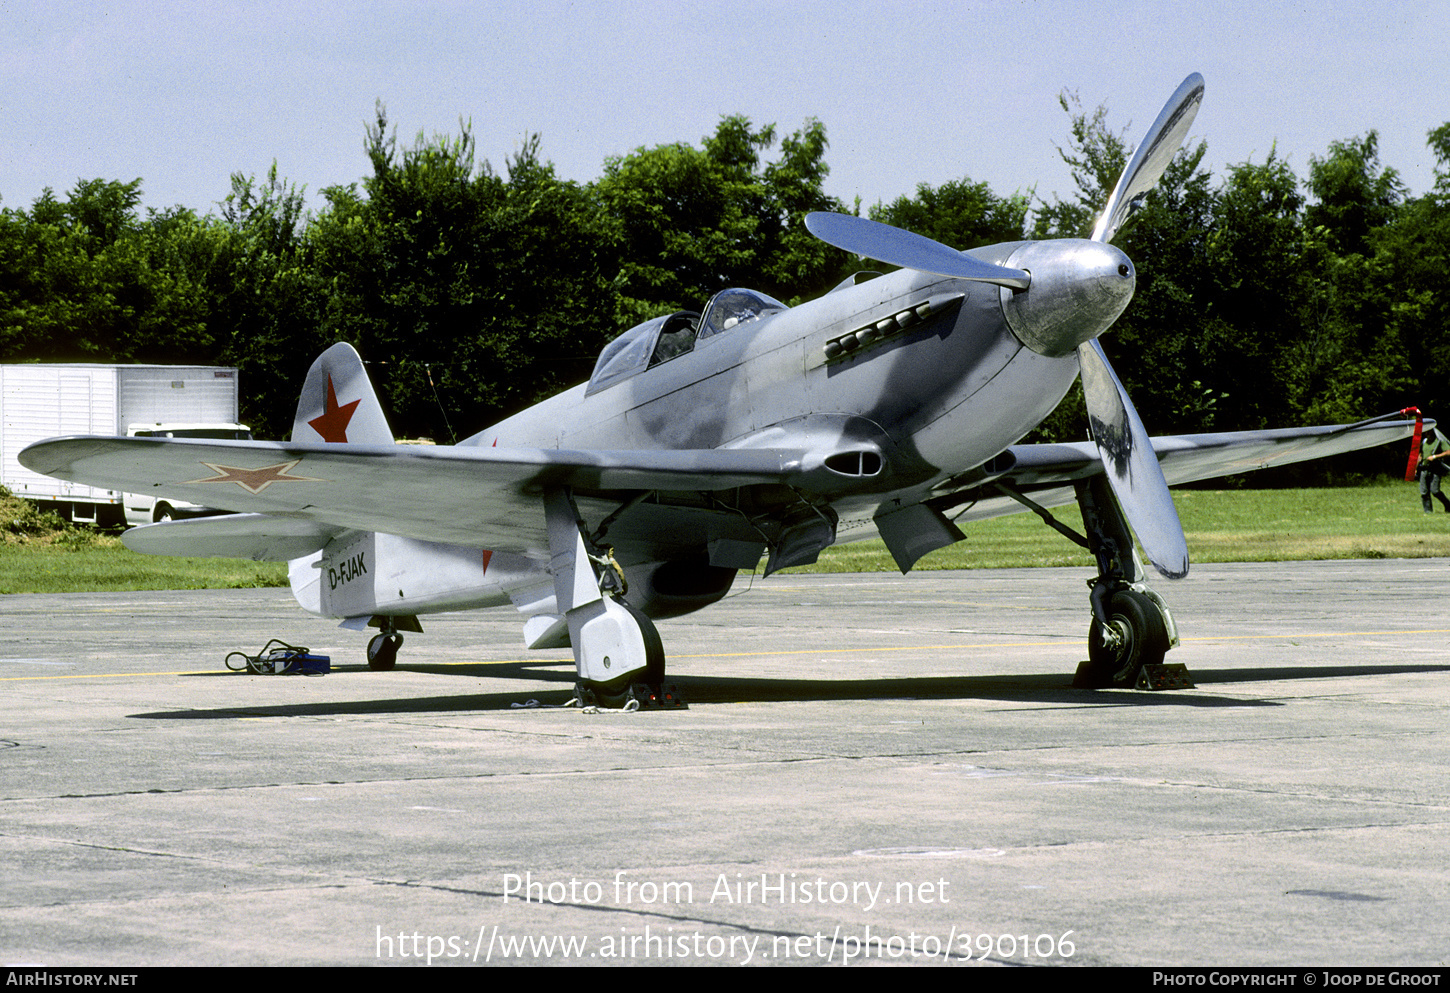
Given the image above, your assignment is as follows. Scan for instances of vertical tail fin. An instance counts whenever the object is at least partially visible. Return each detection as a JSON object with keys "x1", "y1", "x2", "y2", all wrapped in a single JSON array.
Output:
[{"x1": 292, "y1": 343, "x2": 394, "y2": 445}]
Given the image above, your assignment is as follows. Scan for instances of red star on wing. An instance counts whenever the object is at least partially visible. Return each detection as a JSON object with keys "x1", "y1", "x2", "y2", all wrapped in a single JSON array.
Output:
[
  {"x1": 184, "y1": 460, "x2": 325, "y2": 494},
  {"x1": 308, "y1": 374, "x2": 361, "y2": 443}
]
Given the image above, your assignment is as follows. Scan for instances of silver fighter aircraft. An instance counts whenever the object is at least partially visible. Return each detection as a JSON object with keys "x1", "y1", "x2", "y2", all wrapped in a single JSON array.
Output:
[{"x1": 21, "y1": 74, "x2": 1421, "y2": 704}]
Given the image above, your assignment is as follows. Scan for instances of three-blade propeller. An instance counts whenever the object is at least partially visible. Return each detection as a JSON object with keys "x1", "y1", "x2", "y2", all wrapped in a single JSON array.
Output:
[{"x1": 805, "y1": 73, "x2": 1205, "y2": 579}]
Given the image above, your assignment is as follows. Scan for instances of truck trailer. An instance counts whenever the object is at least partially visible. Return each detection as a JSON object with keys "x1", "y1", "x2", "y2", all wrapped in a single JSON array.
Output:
[{"x1": 0, "y1": 364, "x2": 249, "y2": 527}]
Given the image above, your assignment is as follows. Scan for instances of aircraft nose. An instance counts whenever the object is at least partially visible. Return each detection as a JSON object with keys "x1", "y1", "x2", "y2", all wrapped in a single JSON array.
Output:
[{"x1": 998, "y1": 240, "x2": 1136, "y2": 357}]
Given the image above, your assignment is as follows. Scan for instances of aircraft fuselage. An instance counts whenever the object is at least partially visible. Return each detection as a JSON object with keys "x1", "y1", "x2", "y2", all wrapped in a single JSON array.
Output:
[
  {"x1": 484, "y1": 245, "x2": 1087, "y2": 522},
  {"x1": 300, "y1": 237, "x2": 1130, "y2": 625}
]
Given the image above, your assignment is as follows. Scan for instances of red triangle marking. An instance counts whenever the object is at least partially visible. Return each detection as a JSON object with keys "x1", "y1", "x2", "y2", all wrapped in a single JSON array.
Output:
[{"x1": 308, "y1": 374, "x2": 361, "y2": 443}]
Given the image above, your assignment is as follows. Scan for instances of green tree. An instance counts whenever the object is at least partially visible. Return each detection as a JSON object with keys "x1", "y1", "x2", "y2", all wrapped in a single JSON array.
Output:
[
  {"x1": 759, "y1": 119, "x2": 853, "y2": 295},
  {"x1": 1306, "y1": 133, "x2": 1405, "y2": 257},
  {"x1": 1357, "y1": 125, "x2": 1450, "y2": 427},
  {"x1": 0, "y1": 179, "x2": 212, "y2": 364},
  {"x1": 593, "y1": 115, "x2": 849, "y2": 328},
  {"x1": 203, "y1": 166, "x2": 324, "y2": 437},
  {"x1": 307, "y1": 110, "x2": 619, "y2": 439},
  {"x1": 1197, "y1": 152, "x2": 1308, "y2": 433},
  {"x1": 870, "y1": 177, "x2": 1029, "y2": 252}
]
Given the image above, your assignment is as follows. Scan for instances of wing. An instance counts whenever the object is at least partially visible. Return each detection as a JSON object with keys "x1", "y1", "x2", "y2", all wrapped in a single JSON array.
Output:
[
  {"x1": 20, "y1": 436, "x2": 805, "y2": 552},
  {"x1": 943, "y1": 418, "x2": 1423, "y2": 523}
]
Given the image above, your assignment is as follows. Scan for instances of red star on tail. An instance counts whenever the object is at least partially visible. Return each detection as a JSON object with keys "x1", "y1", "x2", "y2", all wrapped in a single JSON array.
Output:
[{"x1": 308, "y1": 374, "x2": 361, "y2": 443}]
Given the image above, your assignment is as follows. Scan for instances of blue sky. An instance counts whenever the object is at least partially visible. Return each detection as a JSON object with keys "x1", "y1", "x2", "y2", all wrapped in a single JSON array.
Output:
[{"x1": 3, "y1": 0, "x2": 1446, "y2": 219}]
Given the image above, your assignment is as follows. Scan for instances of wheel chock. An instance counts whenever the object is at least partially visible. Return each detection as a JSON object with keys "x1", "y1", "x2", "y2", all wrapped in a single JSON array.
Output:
[
  {"x1": 1135, "y1": 663, "x2": 1195, "y2": 691},
  {"x1": 1071, "y1": 661, "x2": 1195, "y2": 690},
  {"x1": 628, "y1": 682, "x2": 687, "y2": 710},
  {"x1": 572, "y1": 681, "x2": 687, "y2": 710}
]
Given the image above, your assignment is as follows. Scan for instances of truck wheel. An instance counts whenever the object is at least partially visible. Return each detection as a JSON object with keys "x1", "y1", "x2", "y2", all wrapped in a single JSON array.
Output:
[{"x1": 154, "y1": 504, "x2": 174, "y2": 523}]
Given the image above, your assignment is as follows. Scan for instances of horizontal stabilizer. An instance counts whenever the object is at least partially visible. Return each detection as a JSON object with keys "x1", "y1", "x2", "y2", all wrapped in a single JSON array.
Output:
[{"x1": 122, "y1": 513, "x2": 346, "y2": 561}]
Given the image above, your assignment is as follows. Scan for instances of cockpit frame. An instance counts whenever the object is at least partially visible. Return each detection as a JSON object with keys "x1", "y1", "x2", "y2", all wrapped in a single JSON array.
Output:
[{"x1": 585, "y1": 289, "x2": 788, "y2": 395}]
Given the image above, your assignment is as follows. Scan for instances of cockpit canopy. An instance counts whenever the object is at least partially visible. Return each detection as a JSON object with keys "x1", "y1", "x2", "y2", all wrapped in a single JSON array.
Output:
[
  {"x1": 586, "y1": 288, "x2": 787, "y2": 394},
  {"x1": 698, "y1": 287, "x2": 787, "y2": 339}
]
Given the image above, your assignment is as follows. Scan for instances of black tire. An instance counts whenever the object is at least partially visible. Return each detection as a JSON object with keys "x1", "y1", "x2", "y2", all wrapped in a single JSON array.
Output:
[
  {"x1": 367, "y1": 632, "x2": 402, "y2": 671},
  {"x1": 154, "y1": 504, "x2": 174, "y2": 524},
  {"x1": 1086, "y1": 589, "x2": 1168, "y2": 688},
  {"x1": 619, "y1": 599, "x2": 666, "y2": 687}
]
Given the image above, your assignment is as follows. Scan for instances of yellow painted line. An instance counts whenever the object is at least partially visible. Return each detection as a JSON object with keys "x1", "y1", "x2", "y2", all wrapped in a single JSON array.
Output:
[
  {"x1": 1179, "y1": 629, "x2": 1450, "y2": 642},
  {"x1": 0, "y1": 669, "x2": 237, "y2": 681}
]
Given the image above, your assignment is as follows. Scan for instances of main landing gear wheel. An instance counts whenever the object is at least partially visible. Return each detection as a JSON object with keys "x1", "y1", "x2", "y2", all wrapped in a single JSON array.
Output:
[
  {"x1": 1086, "y1": 588, "x2": 1168, "y2": 688},
  {"x1": 367, "y1": 632, "x2": 402, "y2": 671}
]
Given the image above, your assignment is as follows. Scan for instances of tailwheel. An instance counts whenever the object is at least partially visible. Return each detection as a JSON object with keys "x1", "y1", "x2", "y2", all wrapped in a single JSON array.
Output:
[
  {"x1": 1085, "y1": 588, "x2": 1168, "y2": 688},
  {"x1": 367, "y1": 632, "x2": 402, "y2": 671}
]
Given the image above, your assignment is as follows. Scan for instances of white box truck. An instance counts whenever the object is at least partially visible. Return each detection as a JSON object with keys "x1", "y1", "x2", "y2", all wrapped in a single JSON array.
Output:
[{"x1": 0, "y1": 364, "x2": 250, "y2": 527}]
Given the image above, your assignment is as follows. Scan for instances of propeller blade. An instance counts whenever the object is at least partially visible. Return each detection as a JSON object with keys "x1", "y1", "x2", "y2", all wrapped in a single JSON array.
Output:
[
  {"x1": 1073, "y1": 75, "x2": 1201, "y2": 579},
  {"x1": 1078, "y1": 339, "x2": 1189, "y2": 579},
  {"x1": 805, "y1": 212, "x2": 1031, "y2": 289},
  {"x1": 1090, "y1": 72, "x2": 1205, "y2": 244}
]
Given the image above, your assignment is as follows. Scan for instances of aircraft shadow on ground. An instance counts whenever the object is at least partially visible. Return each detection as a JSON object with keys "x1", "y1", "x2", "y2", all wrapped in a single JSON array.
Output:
[
  {"x1": 138, "y1": 660, "x2": 1450, "y2": 720},
  {"x1": 1188, "y1": 663, "x2": 1450, "y2": 683}
]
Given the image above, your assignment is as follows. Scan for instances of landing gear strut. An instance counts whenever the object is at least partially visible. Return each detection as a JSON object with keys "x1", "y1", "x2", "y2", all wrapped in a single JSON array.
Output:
[
  {"x1": 996, "y1": 476, "x2": 1180, "y2": 689},
  {"x1": 544, "y1": 488, "x2": 683, "y2": 709},
  {"x1": 1074, "y1": 476, "x2": 1177, "y2": 688}
]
